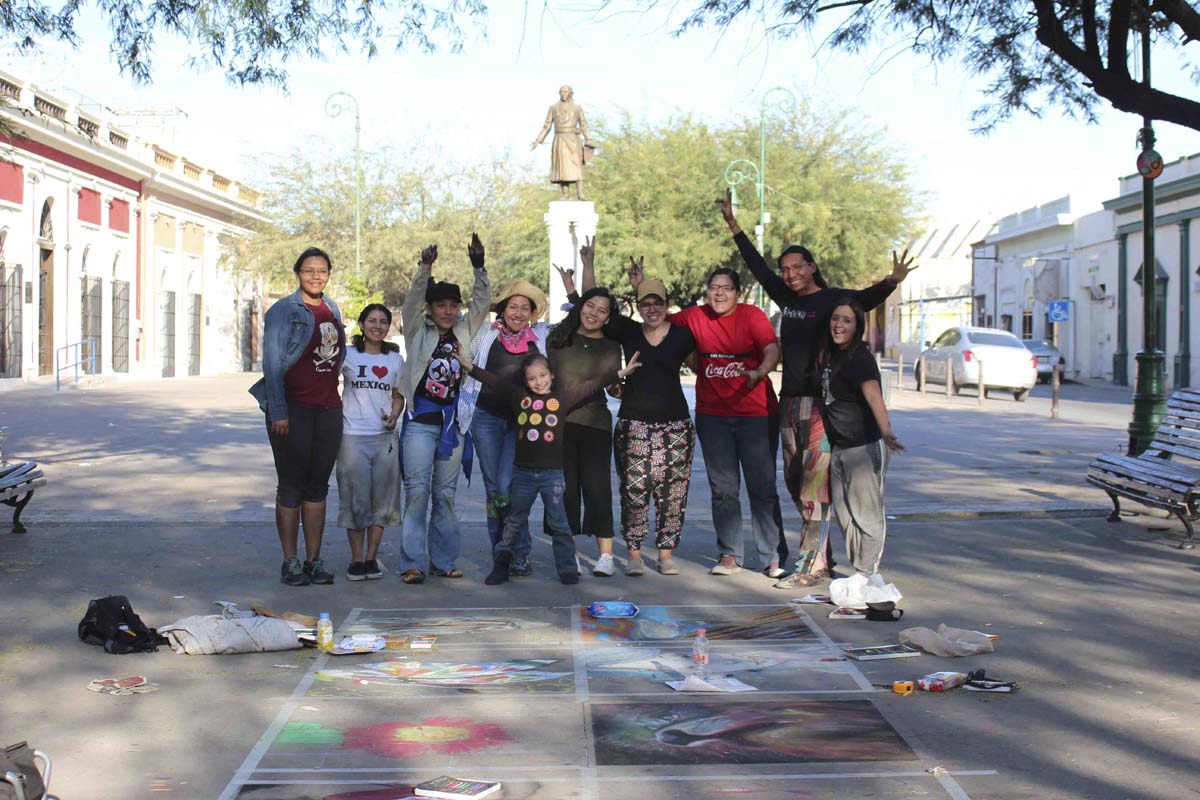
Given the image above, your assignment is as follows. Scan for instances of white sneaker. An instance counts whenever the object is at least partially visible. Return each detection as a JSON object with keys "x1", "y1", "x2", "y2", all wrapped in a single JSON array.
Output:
[
  {"x1": 593, "y1": 554, "x2": 616, "y2": 577},
  {"x1": 710, "y1": 556, "x2": 742, "y2": 575}
]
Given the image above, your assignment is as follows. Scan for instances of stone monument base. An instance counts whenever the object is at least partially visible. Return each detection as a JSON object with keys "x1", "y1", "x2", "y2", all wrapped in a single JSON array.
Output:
[{"x1": 545, "y1": 200, "x2": 598, "y2": 323}]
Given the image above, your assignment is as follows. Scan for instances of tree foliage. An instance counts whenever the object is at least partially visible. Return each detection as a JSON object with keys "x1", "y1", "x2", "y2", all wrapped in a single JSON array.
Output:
[
  {"x1": 658, "y1": 0, "x2": 1200, "y2": 132},
  {"x1": 247, "y1": 102, "x2": 918, "y2": 315},
  {"x1": 1, "y1": 0, "x2": 486, "y2": 85}
]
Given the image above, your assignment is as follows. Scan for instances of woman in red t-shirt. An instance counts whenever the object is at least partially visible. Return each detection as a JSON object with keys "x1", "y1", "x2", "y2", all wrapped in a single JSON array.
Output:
[{"x1": 651, "y1": 267, "x2": 787, "y2": 579}]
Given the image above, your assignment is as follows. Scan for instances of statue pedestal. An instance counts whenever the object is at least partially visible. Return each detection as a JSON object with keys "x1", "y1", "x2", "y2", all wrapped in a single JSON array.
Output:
[{"x1": 544, "y1": 200, "x2": 598, "y2": 322}]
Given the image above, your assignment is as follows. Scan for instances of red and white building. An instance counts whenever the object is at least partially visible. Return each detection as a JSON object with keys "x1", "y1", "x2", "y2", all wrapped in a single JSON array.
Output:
[{"x1": 0, "y1": 69, "x2": 267, "y2": 385}]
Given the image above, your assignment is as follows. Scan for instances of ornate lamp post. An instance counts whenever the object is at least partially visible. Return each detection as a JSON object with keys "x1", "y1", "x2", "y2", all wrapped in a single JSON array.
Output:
[
  {"x1": 1128, "y1": 14, "x2": 1167, "y2": 455},
  {"x1": 324, "y1": 91, "x2": 362, "y2": 277}
]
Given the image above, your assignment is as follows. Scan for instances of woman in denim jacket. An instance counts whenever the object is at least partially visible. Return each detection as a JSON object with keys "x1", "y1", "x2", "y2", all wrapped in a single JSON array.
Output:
[{"x1": 249, "y1": 247, "x2": 345, "y2": 586}]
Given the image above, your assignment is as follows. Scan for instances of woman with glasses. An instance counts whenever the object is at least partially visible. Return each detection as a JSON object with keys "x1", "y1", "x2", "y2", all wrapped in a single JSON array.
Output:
[
  {"x1": 602, "y1": 260, "x2": 697, "y2": 576},
  {"x1": 630, "y1": 264, "x2": 785, "y2": 580},
  {"x1": 718, "y1": 191, "x2": 915, "y2": 588},
  {"x1": 249, "y1": 247, "x2": 345, "y2": 587}
]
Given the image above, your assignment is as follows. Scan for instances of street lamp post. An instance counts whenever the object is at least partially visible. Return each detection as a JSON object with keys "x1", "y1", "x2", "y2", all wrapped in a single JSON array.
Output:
[
  {"x1": 325, "y1": 91, "x2": 362, "y2": 277},
  {"x1": 1128, "y1": 17, "x2": 1167, "y2": 455}
]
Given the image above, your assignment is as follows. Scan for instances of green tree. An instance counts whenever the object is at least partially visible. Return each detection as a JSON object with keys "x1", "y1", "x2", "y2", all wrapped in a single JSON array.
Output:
[
  {"x1": 3, "y1": 0, "x2": 486, "y2": 85},
  {"x1": 655, "y1": 0, "x2": 1200, "y2": 132}
]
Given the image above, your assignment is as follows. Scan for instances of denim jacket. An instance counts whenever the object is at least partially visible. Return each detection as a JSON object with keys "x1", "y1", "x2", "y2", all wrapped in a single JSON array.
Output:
[{"x1": 248, "y1": 289, "x2": 344, "y2": 423}]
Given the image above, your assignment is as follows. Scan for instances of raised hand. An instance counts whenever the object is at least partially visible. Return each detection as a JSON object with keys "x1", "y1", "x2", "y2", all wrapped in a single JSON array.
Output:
[
  {"x1": 420, "y1": 244, "x2": 438, "y2": 267},
  {"x1": 717, "y1": 188, "x2": 736, "y2": 223},
  {"x1": 888, "y1": 248, "x2": 917, "y2": 284},
  {"x1": 468, "y1": 232, "x2": 485, "y2": 270},
  {"x1": 627, "y1": 256, "x2": 645, "y2": 290},
  {"x1": 618, "y1": 351, "x2": 642, "y2": 379},
  {"x1": 579, "y1": 235, "x2": 595, "y2": 269},
  {"x1": 554, "y1": 264, "x2": 576, "y2": 295}
]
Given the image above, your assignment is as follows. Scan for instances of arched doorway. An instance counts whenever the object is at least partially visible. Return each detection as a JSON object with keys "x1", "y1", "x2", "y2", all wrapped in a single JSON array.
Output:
[{"x1": 38, "y1": 199, "x2": 55, "y2": 376}]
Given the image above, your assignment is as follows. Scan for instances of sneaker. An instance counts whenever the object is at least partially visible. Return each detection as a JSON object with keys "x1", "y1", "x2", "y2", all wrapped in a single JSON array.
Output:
[
  {"x1": 346, "y1": 561, "x2": 368, "y2": 582},
  {"x1": 559, "y1": 572, "x2": 581, "y2": 585},
  {"x1": 763, "y1": 562, "x2": 786, "y2": 579},
  {"x1": 510, "y1": 559, "x2": 533, "y2": 578},
  {"x1": 486, "y1": 551, "x2": 513, "y2": 586},
  {"x1": 592, "y1": 554, "x2": 616, "y2": 577},
  {"x1": 657, "y1": 558, "x2": 680, "y2": 575},
  {"x1": 773, "y1": 569, "x2": 830, "y2": 589},
  {"x1": 363, "y1": 559, "x2": 384, "y2": 580},
  {"x1": 304, "y1": 558, "x2": 335, "y2": 585},
  {"x1": 624, "y1": 558, "x2": 645, "y2": 577},
  {"x1": 710, "y1": 555, "x2": 742, "y2": 575},
  {"x1": 281, "y1": 557, "x2": 311, "y2": 586}
]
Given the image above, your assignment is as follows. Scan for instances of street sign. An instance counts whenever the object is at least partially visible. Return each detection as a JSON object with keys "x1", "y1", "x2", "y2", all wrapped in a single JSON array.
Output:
[{"x1": 1047, "y1": 300, "x2": 1070, "y2": 323}]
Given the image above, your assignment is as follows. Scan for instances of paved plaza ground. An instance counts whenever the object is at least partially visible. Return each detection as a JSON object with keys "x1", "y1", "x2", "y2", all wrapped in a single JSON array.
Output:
[{"x1": 1, "y1": 372, "x2": 1198, "y2": 799}]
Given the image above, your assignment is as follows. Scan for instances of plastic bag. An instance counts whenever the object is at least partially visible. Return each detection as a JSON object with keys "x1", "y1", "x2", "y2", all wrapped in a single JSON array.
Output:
[
  {"x1": 899, "y1": 624, "x2": 996, "y2": 657},
  {"x1": 828, "y1": 573, "x2": 902, "y2": 610}
]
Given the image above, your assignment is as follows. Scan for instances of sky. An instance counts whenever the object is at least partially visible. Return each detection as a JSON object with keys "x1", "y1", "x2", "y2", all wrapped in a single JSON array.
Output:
[{"x1": 4, "y1": 3, "x2": 1199, "y2": 230}]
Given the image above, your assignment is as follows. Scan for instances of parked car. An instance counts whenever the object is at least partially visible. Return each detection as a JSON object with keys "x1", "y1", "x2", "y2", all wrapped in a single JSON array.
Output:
[
  {"x1": 1022, "y1": 339, "x2": 1066, "y2": 383},
  {"x1": 916, "y1": 326, "x2": 1038, "y2": 401}
]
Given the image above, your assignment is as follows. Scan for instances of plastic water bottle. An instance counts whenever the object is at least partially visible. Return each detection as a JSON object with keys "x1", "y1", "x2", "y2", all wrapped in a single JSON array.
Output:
[
  {"x1": 692, "y1": 628, "x2": 710, "y2": 678},
  {"x1": 317, "y1": 613, "x2": 334, "y2": 652}
]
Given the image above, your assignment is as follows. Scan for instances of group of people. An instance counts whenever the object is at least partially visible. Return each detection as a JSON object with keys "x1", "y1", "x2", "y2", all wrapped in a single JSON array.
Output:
[{"x1": 249, "y1": 193, "x2": 915, "y2": 588}]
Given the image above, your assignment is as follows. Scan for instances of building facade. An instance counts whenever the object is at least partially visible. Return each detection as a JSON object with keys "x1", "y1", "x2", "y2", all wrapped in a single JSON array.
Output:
[
  {"x1": 0, "y1": 70, "x2": 266, "y2": 386},
  {"x1": 970, "y1": 155, "x2": 1199, "y2": 387}
]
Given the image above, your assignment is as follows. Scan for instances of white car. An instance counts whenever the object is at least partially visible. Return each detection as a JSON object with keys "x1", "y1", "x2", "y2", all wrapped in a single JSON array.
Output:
[{"x1": 916, "y1": 326, "x2": 1038, "y2": 401}]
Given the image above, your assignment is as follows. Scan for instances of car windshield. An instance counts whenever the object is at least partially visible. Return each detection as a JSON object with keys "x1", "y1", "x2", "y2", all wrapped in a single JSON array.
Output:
[{"x1": 968, "y1": 332, "x2": 1025, "y2": 348}]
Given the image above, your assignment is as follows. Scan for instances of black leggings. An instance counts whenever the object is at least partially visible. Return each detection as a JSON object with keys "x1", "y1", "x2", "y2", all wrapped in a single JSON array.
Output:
[
  {"x1": 562, "y1": 422, "x2": 615, "y2": 538},
  {"x1": 267, "y1": 404, "x2": 343, "y2": 508}
]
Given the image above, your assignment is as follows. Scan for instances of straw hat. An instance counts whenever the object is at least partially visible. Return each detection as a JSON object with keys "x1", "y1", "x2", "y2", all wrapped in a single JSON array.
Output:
[{"x1": 493, "y1": 279, "x2": 549, "y2": 321}]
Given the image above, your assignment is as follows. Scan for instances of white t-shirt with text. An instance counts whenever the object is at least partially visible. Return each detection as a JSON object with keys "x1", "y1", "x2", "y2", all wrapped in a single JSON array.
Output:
[{"x1": 341, "y1": 347, "x2": 405, "y2": 435}]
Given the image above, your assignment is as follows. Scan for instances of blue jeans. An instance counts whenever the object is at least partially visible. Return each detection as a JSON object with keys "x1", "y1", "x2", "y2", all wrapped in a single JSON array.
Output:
[
  {"x1": 400, "y1": 421, "x2": 464, "y2": 573},
  {"x1": 497, "y1": 467, "x2": 579, "y2": 577},
  {"x1": 695, "y1": 413, "x2": 787, "y2": 568},
  {"x1": 471, "y1": 408, "x2": 516, "y2": 550}
]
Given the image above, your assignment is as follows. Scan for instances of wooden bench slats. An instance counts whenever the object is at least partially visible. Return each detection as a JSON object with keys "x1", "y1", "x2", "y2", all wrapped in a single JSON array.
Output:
[{"x1": 1088, "y1": 389, "x2": 1200, "y2": 548}]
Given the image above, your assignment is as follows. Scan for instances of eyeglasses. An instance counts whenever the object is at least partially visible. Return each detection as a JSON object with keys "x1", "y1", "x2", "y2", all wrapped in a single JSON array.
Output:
[
  {"x1": 780, "y1": 263, "x2": 809, "y2": 275},
  {"x1": 637, "y1": 300, "x2": 665, "y2": 309},
  {"x1": 707, "y1": 284, "x2": 737, "y2": 293},
  {"x1": 299, "y1": 269, "x2": 330, "y2": 278}
]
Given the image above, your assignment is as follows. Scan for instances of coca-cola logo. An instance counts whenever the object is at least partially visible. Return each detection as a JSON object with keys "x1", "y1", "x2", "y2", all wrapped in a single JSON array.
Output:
[{"x1": 705, "y1": 361, "x2": 745, "y2": 379}]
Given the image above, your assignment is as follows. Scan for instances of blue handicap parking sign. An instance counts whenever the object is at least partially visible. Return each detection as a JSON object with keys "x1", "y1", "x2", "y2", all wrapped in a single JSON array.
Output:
[{"x1": 1047, "y1": 300, "x2": 1070, "y2": 323}]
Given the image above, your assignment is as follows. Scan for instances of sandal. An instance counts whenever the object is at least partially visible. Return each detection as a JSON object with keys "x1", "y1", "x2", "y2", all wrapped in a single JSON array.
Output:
[
  {"x1": 402, "y1": 569, "x2": 426, "y2": 585},
  {"x1": 432, "y1": 568, "x2": 464, "y2": 579}
]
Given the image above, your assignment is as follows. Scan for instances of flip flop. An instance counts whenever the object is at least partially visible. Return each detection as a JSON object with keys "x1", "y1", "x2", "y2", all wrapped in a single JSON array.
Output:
[
  {"x1": 432, "y1": 568, "x2": 464, "y2": 579},
  {"x1": 402, "y1": 569, "x2": 426, "y2": 585}
]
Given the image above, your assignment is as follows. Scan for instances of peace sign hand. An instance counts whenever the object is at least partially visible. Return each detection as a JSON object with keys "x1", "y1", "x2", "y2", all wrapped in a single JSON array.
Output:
[
  {"x1": 553, "y1": 263, "x2": 576, "y2": 295},
  {"x1": 627, "y1": 256, "x2": 645, "y2": 290},
  {"x1": 618, "y1": 351, "x2": 642, "y2": 379}
]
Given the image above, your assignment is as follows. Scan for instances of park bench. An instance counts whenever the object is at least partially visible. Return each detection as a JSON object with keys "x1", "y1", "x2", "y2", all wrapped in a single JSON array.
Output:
[
  {"x1": 1086, "y1": 388, "x2": 1200, "y2": 550},
  {"x1": 0, "y1": 461, "x2": 45, "y2": 534}
]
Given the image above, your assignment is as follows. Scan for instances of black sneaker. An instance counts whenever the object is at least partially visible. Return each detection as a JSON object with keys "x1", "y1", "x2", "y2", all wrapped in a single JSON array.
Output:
[
  {"x1": 346, "y1": 561, "x2": 368, "y2": 582},
  {"x1": 363, "y1": 559, "x2": 384, "y2": 580},
  {"x1": 559, "y1": 571, "x2": 581, "y2": 585},
  {"x1": 281, "y1": 557, "x2": 310, "y2": 586},
  {"x1": 510, "y1": 559, "x2": 533, "y2": 578},
  {"x1": 304, "y1": 557, "x2": 335, "y2": 585},
  {"x1": 485, "y1": 551, "x2": 513, "y2": 586}
]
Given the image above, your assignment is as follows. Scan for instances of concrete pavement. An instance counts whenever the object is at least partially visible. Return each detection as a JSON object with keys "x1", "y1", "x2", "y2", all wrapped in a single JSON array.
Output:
[{"x1": 2, "y1": 373, "x2": 1198, "y2": 799}]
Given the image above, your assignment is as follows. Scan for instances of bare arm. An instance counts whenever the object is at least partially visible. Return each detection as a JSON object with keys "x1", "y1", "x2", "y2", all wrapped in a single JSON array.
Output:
[
  {"x1": 579, "y1": 236, "x2": 597, "y2": 292},
  {"x1": 738, "y1": 342, "x2": 780, "y2": 390},
  {"x1": 861, "y1": 380, "x2": 904, "y2": 452}
]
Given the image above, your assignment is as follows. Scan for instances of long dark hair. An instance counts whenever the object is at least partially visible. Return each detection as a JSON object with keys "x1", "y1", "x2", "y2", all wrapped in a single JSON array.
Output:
[
  {"x1": 352, "y1": 303, "x2": 400, "y2": 354},
  {"x1": 546, "y1": 287, "x2": 617, "y2": 349},
  {"x1": 814, "y1": 296, "x2": 867, "y2": 380},
  {"x1": 778, "y1": 245, "x2": 829, "y2": 290}
]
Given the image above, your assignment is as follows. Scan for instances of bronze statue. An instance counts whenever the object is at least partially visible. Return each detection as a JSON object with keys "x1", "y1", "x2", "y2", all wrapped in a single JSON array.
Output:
[{"x1": 531, "y1": 85, "x2": 593, "y2": 201}]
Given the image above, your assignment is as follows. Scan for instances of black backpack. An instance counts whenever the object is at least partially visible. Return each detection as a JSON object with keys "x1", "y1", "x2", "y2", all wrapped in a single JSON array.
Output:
[{"x1": 77, "y1": 595, "x2": 165, "y2": 655}]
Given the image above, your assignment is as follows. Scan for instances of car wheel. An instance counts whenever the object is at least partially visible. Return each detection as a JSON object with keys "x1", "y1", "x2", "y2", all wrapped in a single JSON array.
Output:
[{"x1": 1013, "y1": 388, "x2": 1030, "y2": 402}]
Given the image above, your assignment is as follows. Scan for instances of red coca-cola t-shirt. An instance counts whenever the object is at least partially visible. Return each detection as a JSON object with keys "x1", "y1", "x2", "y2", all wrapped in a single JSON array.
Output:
[
  {"x1": 284, "y1": 299, "x2": 344, "y2": 409},
  {"x1": 670, "y1": 303, "x2": 779, "y2": 417}
]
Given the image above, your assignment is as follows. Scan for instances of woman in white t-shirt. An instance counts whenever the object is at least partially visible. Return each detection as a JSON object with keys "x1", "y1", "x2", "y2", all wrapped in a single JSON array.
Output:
[{"x1": 337, "y1": 303, "x2": 405, "y2": 581}]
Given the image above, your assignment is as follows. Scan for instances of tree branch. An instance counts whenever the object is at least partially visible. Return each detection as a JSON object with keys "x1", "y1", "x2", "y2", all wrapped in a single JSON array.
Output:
[
  {"x1": 1107, "y1": 0, "x2": 1133, "y2": 80},
  {"x1": 1034, "y1": 0, "x2": 1200, "y2": 129},
  {"x1": 815, "y1": 0, "x2": 873, "y2": 12},
  {"x1": 1082, "y1": 0, "x2": 1101, "y2": 61},
  {"x1": 1153, "y1": 0, "x2": 1200, "y2": 43}
]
